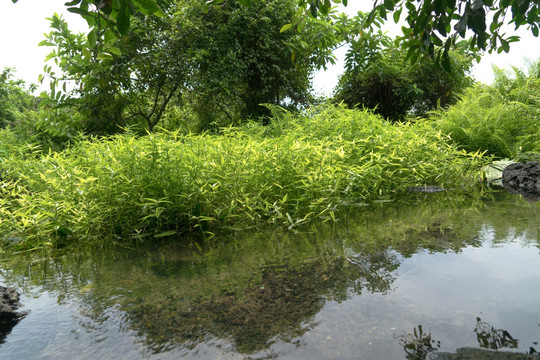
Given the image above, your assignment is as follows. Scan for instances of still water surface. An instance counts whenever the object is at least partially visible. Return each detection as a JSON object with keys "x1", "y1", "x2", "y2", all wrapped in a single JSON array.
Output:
[{"x1": 1, "y1": 191, "x2": 539, "y2": 359}]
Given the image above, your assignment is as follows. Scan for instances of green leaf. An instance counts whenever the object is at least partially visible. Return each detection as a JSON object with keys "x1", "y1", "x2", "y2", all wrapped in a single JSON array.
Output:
[
  {"x1": 310, "y1": 3, "x2": 317, "y2": 17},
  {"x1": 117, "y1": 2, "x2": 130, "y2": 35},
  {"x1": 383, "y1": 0, "x2": 395, "y2": 11},
  {"x1": 434, "y1": 0, "x2": 444, "y2": 15},
  {"x1": 280, "y1": 23, "x2": 293, "y2": 33},
  {"x1": 379, "y1": 6, "x2": 387, "y2": 19},
  {"x1": 108, "y1": 46, "x2": 122, "y2": 55},
  {"x1": 405, "y1": 1, "x2": 416, "y2": 12},
  {"x1": 88, "y1": 30, "x2": 97, "y2": 48},
  {"x1": 97, "y1": 52, "x2": 114, "y2": 60},
  {"x1": 154, "y1": 230, "x2": 177, "y2": 238},
  {"x1": 64, "y1": 0, "x2": 82, "y2": 5},
  {"x1": 343, "y1": 0, "x2": 347, "y2": 6},
  {"x1": 82, "y1": 47, "x2": 92, "y2": 59},
  {"x1": 500, "y1": 38, "x2": 510, "y2": 52},
  {"x1": 104, "y1": 30, "x2": 118, "y2": 43},
  {"x1": 237, "y1": 0, "x2": 253, "y2": 6},
  {"x1": 132, "y1": 0, "x2": 164, "y2": 16},
  {"x1": 67, "y1": 6, "x2": 91, "y2": 16},
  {"x1": 393, "y1": 7, "x2": 402, "y2": 23},
  {"x1": 532, "y1": 25, "x2": 539, "y2": 37}
]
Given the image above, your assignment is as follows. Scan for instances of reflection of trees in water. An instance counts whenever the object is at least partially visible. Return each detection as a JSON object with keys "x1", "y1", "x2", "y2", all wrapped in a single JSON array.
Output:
[
  {"x1": 474, "y1": 317, "x2": 518, "y2": 350},
  {"x1": 1, "y1": 192, "x2": 539, "y2": 356},
  {"x1": 399, "y1": 318, "x2": 539, "y2": 359},
  {"x1": 129, "y1": 250, "x2": 400, "y2": 354}
]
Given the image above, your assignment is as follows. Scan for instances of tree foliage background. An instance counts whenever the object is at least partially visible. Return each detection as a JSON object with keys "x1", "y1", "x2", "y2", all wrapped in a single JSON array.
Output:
[{"x1": 334, "y1": 13, "x2": 476, "y2": 121}]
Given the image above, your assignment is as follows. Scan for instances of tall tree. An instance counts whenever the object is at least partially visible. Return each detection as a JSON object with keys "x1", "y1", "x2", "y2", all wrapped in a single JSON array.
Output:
[
  {"x1": 39, "y1": 0, "x2": 338, "y2": 133},
  {"x1": 334, "y1": 13, "x2": 476, "y2": 121},
  {"x1": 11, "y1": 0, "x2": 537, "y2": 62},
  {"x1": 175, "y1": 0, "x2": 337, "y2": 126}
]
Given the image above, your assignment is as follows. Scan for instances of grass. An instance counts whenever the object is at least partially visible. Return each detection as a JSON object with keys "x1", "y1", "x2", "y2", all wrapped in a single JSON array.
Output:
[{"x1": 0, "y1": 104, "x2": 486, "y2": 250}]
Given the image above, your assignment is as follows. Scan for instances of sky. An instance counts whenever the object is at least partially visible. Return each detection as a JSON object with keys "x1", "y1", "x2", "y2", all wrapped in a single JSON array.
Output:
[{"x1": 1, "y1": 0, "x2": 538, "y2": 96}]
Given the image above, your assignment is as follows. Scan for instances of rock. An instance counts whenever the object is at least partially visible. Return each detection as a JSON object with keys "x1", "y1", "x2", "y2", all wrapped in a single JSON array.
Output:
[
  {"x1": 430, "y1": 347, "x2": 540, "y2": 359},
  {"x1": 0, "y1": 286, "x2": 27, "y2": 344},
  {"x1": 502, "y1": 161, "x2": 540, "y2": 201},
  {"x1": 0, "y1": 286, "x2": 22, "y2": 314},
  {"x1": 407, "y1": 186, "x2": 446, "y2": 193}
]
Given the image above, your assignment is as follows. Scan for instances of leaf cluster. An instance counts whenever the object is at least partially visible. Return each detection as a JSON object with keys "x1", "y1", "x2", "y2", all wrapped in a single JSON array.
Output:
[
  {"x1": 0, "y1": 68, "x2": 38, "y2": 129},
  {"x1": 432, "y1": 60, "x2": 540, "y2": 159},
  {"x1": 0, "y1": 104, "x2": 486, "y2": 250},
  {"x1": 334, "y1": 16, "x2": 475, "y2": 121},
  {"x1": 302, "y1": 0, "x2": 540, "y2": 68}
]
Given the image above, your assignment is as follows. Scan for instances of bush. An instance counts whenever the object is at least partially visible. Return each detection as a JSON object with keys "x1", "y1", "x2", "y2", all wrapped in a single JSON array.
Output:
[
  {"x1": 0, "y1": 104, "x2": 486, "y2": 249},
  {"x1": 432, "y1": 62, "x2": 540, "y2": 159},
  {"x1": 334, "y1": 29, "x2": 475, "y2": 121}
]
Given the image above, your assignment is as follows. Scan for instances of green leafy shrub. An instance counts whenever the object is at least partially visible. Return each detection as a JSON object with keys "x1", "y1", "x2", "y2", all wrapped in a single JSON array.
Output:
[
  {"x1": 333, "y1": 15, "x2": 475, "y2": 121},
  {"x1": 433, "y1": 62, "x2": 540, "y2": 159},
  {"x1": 0, "y1": 104, "x2": 485, "y2": 250}
]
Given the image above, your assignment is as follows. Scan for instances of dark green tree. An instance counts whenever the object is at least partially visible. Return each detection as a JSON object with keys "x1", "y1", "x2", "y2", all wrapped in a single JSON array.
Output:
[
  {"x1": 0, "y1": 68, "x2": 38, "y2": 129},
  {"x1": 39, "y1": 0, "x2": 337, "y2": 134},
  {"x1": 175, "y1": 0, "x2": 337, "y2": 127},
  {"x1": 334, "y1": 13, "x2": 475, "y2": 121}
]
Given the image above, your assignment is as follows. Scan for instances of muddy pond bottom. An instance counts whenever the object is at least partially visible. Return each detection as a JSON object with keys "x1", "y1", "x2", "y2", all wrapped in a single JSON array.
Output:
[{"x1": 1, "y1": 192, "x2": 540, "y2": 359}]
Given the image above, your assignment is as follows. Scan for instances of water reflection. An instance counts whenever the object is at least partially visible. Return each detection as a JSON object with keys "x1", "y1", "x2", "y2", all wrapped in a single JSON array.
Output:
[
  {"x1": 398, "y1": 325, "x2": 440, "y2": 360},
  {"x1": 0, "y1": 191, "x2": 539, "y2": 359},
  {"x1": 474, "y1": 317, "x2": 518, "y2": 350},
  {"x1": 398, "y1": 318, "x2": 534, "y2": 360}
]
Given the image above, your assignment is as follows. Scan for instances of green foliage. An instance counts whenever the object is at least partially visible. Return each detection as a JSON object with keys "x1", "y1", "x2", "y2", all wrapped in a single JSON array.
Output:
[
  {"x1": 373, "y1": 0, "x2": 539, "y2": 60},
  {"x1": 11, "y1": 0, "x2": 539, "y2": 69},
  {"x1": 334, "y1": 16, "x2": 475, "y2": 121},
  {"x1": 433, "y1": 61, "x2": 540, "y2": 159},
  {"x1": 38, "y1": 1, "x2": 337, "y2": 136},
  {"x1": 39, "y1": 14, "x2": 133, "y2": 135},
  {"x1": 0, "y1": 104, "x2": 486, "y2": 250},
  {"x1": 301, "y1": 0, "x2": 539, "y2": 66},
  {"x1": 174, "y1": 0, "x2": 337, "y2": 128},
  {"x1": 0, "y1": 68, "x2": 38, "y2": 129}
]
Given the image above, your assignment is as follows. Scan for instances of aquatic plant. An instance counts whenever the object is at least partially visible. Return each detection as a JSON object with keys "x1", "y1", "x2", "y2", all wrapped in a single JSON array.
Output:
[{"x1": 0, "y1": 104, "x2": 486, "y2": 249}]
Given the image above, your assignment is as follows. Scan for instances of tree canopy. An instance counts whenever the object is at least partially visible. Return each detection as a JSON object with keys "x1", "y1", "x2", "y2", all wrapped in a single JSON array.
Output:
[
  {"x1": 11, "y1": 0, "x2": 539, "y2": 63},
  {"x1": 37, "y1": 0, "x2": 336, "y2": 134}
]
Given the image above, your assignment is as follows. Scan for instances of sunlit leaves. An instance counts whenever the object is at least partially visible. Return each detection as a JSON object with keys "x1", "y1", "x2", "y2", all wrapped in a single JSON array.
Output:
[
  {"x1": 0, "y1": 104, "x2": 487, "y2": 249},
  {"x1": 303, "y1": 0, "x2": 539, "y2": 66}
]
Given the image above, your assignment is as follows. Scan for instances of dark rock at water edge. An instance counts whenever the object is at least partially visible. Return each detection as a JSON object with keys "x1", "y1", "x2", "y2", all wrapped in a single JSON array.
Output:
[
  {"x1": 0, "y1": 286, "x2": 27, "y2": 344},
  {"x1": 407, "y1": 185, "x2": 446, "y2": 193},
  {"x1": 0, "y1": 286, "x2": 21, "y2": 314},
  {"x1": 502, "y1": 161, "x2": 540, "y2": 201},
  {"x1": 430, "y1": 347, "x2": 540, "y2": 359}
]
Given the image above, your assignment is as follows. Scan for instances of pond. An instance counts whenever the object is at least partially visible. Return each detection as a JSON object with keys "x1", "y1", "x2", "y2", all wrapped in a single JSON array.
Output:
[{"x1": 1, "y1": 191, "x2": 540, "y2": 360}]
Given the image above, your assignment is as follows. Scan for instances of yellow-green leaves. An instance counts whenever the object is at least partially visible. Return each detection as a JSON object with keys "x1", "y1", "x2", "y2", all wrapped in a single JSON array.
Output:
[{"x1": 0, "y1": 104, "x2": 488, "y2": 250}]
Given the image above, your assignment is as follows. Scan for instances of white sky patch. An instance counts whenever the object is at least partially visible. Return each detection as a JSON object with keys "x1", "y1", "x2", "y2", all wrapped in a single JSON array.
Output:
[
  {"x1": 0, "y1": 0, "x2": 88, "y2": 91},
  {"x1": 313, "y1": 3, "x2": 540, "y2": 97},
  {"x1": 0, "y1": 1, "x2": 538, "y2": 97}
]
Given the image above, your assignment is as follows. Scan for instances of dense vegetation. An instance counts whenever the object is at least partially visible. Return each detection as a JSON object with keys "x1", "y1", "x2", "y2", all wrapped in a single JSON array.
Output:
[
  {"x1": 432, "y1": 62, "x2": 540, "y2": 159},
  {"x1": 1, "y1": 0, "x2": 539, "y2": 251},
  {"x1": 0, "y1": 105, "x2": 486, "y2": 249},
  {"x1": 13, "y1": 0, "x2": 539, "y2": 64},
  {"x1": 333, "y1": 13, "x2": 476, "y2": 121}
]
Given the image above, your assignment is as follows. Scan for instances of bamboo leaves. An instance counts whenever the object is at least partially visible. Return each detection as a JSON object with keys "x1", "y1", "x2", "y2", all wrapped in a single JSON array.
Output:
[{"x1": 0, "y1": 104, "x2": 487, "y2": 250}]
